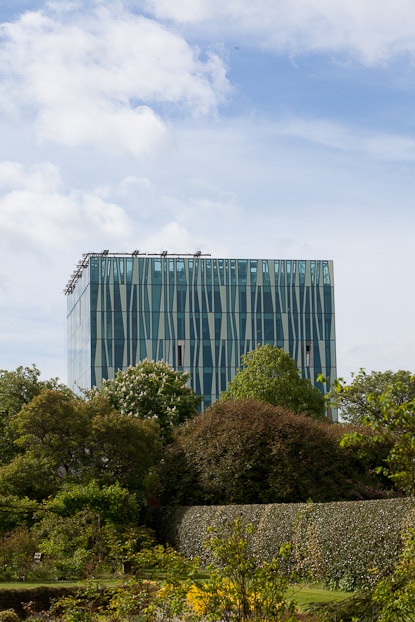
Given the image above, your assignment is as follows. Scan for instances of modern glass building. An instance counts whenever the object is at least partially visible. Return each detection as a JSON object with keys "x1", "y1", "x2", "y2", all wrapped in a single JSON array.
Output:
[{"x1": 65, "y1": 252, "x2": 336, "y2": 416}]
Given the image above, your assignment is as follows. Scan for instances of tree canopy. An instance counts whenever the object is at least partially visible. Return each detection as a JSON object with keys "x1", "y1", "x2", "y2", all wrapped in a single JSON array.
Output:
[
  {"x1": 327, "y1": 368, "x2": 415, "y2": 424},
  {"x1": 222, "y1": 345, "x2": 325, "y2": 418},
  {"x1": 0, "y1": 390, "x2": 161, "y2": 500},
  {"x1": 340, "y1": 375, "x2": 415, "y2": 495},
  {"x1": 0, "y1": 364, "x2": 71, "y2": 466},
  {"x1": 97, "y1": 359, "x2": 201, "y2": 441},
  {"x1": 158, "y1": 399, "x2": 389, "y2": 505}
]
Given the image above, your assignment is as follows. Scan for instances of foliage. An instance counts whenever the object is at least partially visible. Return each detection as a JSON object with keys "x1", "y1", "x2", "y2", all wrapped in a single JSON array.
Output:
[
  {"x1": 159, "y1": 400, "x2": 390, "y2": 505},
  {"x1": 0, "y1": 454, "x2": 61, "y2": 500},
  {"x1": 308, "y1": 523, "x2": 415, "y2": 621},
  {"x1": 0, "y1": 611, "x2": 20, "y2": 622},
  {"x1": 327, "y1": 369, "x2": 415, "y2": 424},
  {"x1": 0, "y1": 526, "x2": 38, "y2": 581},
  {"x1": 31, "y1": 482, "x2": 149, "y2": 579},
  {"x1": 222, "y1": 345, "x2": 325, "y2": 418},
  {"x1": 33, "y1": 510, "x2": 102, "y2": 579},
  {"x1": 191, "y1": 518, "x2": 296, "y2": 622},
  {"x1": 48, "y1": 520, "x2": 296, "y2": 622},
  {"x1": 97, "y1": 359, "x2": 201, "y2": 442},
  {"x1": 0, "y1": 391, "x2": 161, "y2": 500},
  {"x1": 132, "y1": 544, "x2": 199, "y2": 622},
  {"x1": 49, "y1": 546, "x2": 199, "y2": 622},
  {"x1": 83, "y1": 401, "x2": 162, "y2": 495},
  {"x1": 11, "y1": 389, "x2": 88, "y2": 478},
  {"x1": 340, "y1": 376, "x2": 415, "y2": 495},
  {"x1": 50, "y1": 583, "x2": 112, "y2": 622},
  {"x1": 0, "y1": 494, "x2": 39, "y2": 534},
  {"x1": 41, "y1": 481, "x2": 140, "y2": 525},
  {"x1": 307, "y1": 590, "x2": 380, "y2": 622},
  {"x1": 0, "y1": 365, "x2": 70, "y2": 466},
  {"x1": 152, "y1": 497, "x2": 415, "y2": 590},
  {"x1": 0, "y1": 364, "x2": 70, "y2": 419}
]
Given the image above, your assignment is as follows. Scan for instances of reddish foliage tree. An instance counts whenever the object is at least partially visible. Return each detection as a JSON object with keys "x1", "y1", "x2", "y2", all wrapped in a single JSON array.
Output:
[{"x1": 158, "y1": 399, "x2": 393, "y2": 505}]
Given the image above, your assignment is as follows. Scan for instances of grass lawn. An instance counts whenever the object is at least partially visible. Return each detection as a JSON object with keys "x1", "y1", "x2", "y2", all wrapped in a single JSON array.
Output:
[
  {"x1": 0, "y1": 578, "x2": 120, "y2": 590},
  {"x1": 0, "y1": 579, "x2": 350, "y2": 609},
  {"x1": 288, "y1": 584, "x2": 350, "y2": 611}
]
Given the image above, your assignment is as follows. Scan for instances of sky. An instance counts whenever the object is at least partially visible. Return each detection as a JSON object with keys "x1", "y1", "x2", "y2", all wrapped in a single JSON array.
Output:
[{"x1": 0, "y1": 0, "x2": 414, "y2": 385}]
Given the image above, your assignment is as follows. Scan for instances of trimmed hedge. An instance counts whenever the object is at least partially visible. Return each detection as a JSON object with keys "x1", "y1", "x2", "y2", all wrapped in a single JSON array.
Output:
[
  {"x1": 150, "y1": 497, "x2": 415, "y2": 590},
  {"x1": 0, "y1": 586, "x2": 78, "y2": 618}
]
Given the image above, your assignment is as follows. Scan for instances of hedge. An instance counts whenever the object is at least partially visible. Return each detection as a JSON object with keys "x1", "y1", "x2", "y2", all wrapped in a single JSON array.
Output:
[
  {"x1": 149, "y1": 497, "x2": 415, "y2": 590},
  {"x1": 0, "y1": 586, "x2": 78, "y2": 618}
]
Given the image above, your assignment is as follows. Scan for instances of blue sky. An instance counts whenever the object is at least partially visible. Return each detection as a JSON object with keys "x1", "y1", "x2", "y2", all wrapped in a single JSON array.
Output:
[{"x1": 0, "y1": 0, "x2": 414, "y2": 384}]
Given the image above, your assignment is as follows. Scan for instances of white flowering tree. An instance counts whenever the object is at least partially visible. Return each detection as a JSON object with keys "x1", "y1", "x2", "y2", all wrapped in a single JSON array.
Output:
[{"x1": 98, "y1": 359, "x2": 201, "y2": 442}]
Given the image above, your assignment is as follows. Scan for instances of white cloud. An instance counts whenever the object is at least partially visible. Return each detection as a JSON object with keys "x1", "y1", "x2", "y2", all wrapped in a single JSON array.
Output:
[
  {"x1": 0, "y1": 161, "x2": 132, "y2": 255},
  {"x1": 0, "y1": 2, "x2": 229, "y2": 156},
  {"x1": 144, "y1": 0, "x2": 415, "y2": 64}
]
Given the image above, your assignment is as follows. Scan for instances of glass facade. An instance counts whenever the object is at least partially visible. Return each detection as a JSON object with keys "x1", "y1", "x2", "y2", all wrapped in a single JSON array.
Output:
[{"x1": 66, "y1": 255, "x2": 336, "y2": 412}]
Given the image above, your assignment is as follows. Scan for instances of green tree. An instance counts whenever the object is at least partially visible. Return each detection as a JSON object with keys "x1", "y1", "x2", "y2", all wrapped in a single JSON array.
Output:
[
  {"x1": 327, "y1": 369, "x2": 415, "y2": 424},
  {"x1": 97, "y1": 359, "x2": 201, "y2": 442},
  {"x1": 159, "y1": 400, "x2": 387, "y2": 505},
  {"x1": 0, "y1": 454, "x2": 61, "y2": 500},
  {"x1": 0, "y1": 526, "x2": 38, "y2": 581},
  {"x1": 0, "y1": 365, "x2": 70, "y2": 465},
  {"x1": 0, "y1": 364, "x2": 69, "y2": 418},
  {"x1": 34, "y1": 509, "x2": 104, "y2": 579},
  {"x1": 0, "y1": 390, "x2": 161, "y2": 500},
  {"x1": 340, "y1": 379, "x2": 415, "y2": 495},
  {"x1": 86, "y1": 405, "x2": 161, "y2": 495},
  {"x1": 33, "y1": 482, "x2": 147, "y2": 579},
  {"x1": 43, "y1": 481, "x2": 140, "y2": 525},
  {"x1": 222, "y1": 345, "x2": 325, "y2": 418},
  {"x1": 0, "y1": 495, "x2": 38, "y2": 534}
]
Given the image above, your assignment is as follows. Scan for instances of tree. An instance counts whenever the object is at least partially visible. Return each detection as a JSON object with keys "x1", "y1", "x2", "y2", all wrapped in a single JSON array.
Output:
[
  {"x1": 87, "y1": 405, "x2": 161, "y2": 496},
  {"x1": 0, "y1": 390, "x2": 161, "y2": 500},
  {"x1": 0, "y1": 364, "x2": 69, "y2": 418},
  {"x1": 0, "y1": 495, "x2": 38, "y2": 534},
  {"x1": 0, "y1": 365, "x2": 72, "y2": 465},
  {"x1": 327, "y1": 369, "x2": 415, "y2": 424},
  {"x1": 12, "y1": 390, "x2": 88, "y2": 470},
  {"x1": 0, "y1": 526, "x2": 38, "y2": 581},
  {"x1": 158, "y1": 399, "x2": 388, "y2": 505},
  {"x1": 97, "y1": 359, "x2": 201, "y2": 442},
  {"x1": 43, "y1": 481, "x2": 140, "y2": 525},
  {"x1": 341, "y1": 383, "x2": 415, "y2": 496},
  {"x1": 32, "y1": 482, "x2": 145, "y2": 578},
  {"x1": 222, "y1": 345, "x2": 325, "y2": 418}
]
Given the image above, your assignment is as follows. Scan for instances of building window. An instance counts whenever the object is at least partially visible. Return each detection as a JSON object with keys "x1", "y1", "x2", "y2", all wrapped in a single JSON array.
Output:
[
  {"x1": 305, "y1": 341, "x2": 313, "y2": 367},
  {"x1": 177, "y1": 340, "x2": 185, "y2": 366}
]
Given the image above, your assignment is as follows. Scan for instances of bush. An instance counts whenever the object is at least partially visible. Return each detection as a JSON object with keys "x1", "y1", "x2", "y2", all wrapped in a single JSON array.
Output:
[
  {"x1": 158, "y1": 400, "x2": 390, "y2": 506},
  {"x1": 193, "y1": 518, "x2": 297, "y2": 622},
  {"x1": 44, "y1": 521, "x2": 297, "y2": 622}
]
